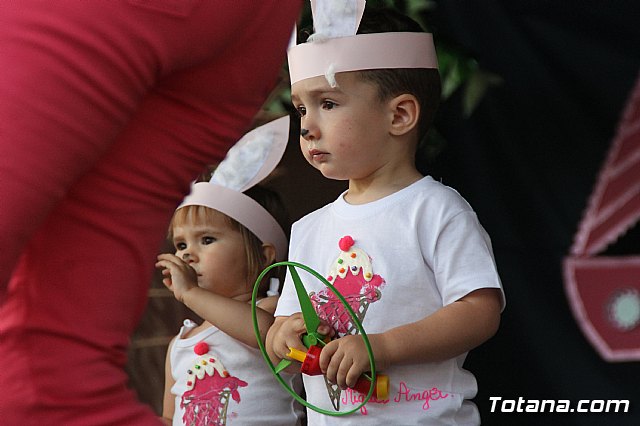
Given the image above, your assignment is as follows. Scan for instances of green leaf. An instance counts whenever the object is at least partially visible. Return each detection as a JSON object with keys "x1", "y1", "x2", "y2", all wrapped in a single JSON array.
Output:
[{"x1": 463, "y1": 69, "x2": 503, "y2": 117}]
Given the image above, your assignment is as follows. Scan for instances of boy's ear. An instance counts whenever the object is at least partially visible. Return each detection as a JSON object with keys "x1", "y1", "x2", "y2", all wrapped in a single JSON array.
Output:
[
  {"x1": 261, "y1": 243, "x2": 276, "y2": 266},
  {"x1": 389, "y1": 94, "x2": 420, "y2": 136}
]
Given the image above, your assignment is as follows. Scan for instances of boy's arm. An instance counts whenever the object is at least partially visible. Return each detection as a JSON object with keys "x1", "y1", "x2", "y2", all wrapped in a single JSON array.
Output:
[
  {"x1": 375, "y1": 287, "x2": 502, "y2": 365},
  {"x1": 320, "y1": 287, "x2": 502, "y2": 389},
  {"x1": 180, "y1": 288, "x2": 278, "y2": 348}
]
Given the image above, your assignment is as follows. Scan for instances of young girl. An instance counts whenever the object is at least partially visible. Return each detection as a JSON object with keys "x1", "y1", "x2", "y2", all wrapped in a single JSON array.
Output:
[{"x1": 157, "y1": 117, "x2": 303, "y2": 425}]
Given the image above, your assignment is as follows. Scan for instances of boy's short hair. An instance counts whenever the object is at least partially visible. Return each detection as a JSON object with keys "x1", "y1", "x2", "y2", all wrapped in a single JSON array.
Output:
[
  {"x1": 299, "y1": 6, "x2": 441, "y2": 144},
  {"x1": 169, "y1": 185, "x2": 290, "y2": 294}
]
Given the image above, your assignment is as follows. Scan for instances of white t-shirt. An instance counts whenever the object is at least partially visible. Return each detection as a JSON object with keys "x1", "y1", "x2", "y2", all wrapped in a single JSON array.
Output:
[
  {"x1": 275, "y1": 176, "x2": 504, "y2": 425},
  {"x1": 169, "y1": 319, "x2": 302, "y2": 425}
]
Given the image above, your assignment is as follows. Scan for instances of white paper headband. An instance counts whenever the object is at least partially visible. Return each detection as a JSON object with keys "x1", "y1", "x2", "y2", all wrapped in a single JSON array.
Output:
[
  {"x1": 287, "y1": 0, "x2": 438, "y2": 85},
  {"x1": 178, "y1": 116, "x2": 289, "y2": 260},
  {"x1": 288, "y1": 32, "x2": 438, "y2": 85}
]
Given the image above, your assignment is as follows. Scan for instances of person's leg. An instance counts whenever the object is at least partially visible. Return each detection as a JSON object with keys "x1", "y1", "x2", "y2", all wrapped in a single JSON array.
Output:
[{"x1": 0, "y1": 1, "x2": 300, "y2": 424}]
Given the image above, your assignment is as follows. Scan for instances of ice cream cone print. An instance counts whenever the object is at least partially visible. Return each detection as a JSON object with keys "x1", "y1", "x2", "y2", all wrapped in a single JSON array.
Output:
[
  {"x1": 310, "y1": 236, "x2": 386, "y2": 409},
  {"x1": 311, "y1": 236, "x2": 385, "y2": 336},
  {"x1": 180, "y1": 342, "x2": 248, "y2": 425}
]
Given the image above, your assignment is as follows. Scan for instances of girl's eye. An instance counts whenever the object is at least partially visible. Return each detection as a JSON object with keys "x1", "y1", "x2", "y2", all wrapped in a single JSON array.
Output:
[
  {"x1": 296, "y1": 105, "x2": 306, "y2": 117},
  {"x1": 202, "y1": 236, "x2": 216, "y2": 245},
  {"x1": 175, "y1": 242, "x2": 186, "y2": 251},
  {"x1": 322, "y1": 100, "x2": 336, "y2": 110}
]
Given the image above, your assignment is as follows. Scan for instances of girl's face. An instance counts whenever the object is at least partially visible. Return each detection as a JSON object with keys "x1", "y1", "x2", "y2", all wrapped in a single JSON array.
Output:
[
  {"x1": 171, "y1": 210, "x2": 250, "y2": 299},
  {"x1": 291, "y1": 71, "x2": 394, "y2": 182}
]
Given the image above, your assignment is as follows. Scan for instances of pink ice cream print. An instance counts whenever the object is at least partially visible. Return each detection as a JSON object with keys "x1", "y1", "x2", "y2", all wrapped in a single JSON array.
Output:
[
  {"x1": 180, "y1": 342, "x2": 248, "y2": 426},
  {"x1": 311, "y1": 236, "x2": 386, "y2": 335}
]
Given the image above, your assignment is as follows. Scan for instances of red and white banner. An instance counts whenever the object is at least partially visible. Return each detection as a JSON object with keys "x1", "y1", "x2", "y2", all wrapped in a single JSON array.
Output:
[{"x1": 564, "y1": 71, "x2": 640, "y2": 362}]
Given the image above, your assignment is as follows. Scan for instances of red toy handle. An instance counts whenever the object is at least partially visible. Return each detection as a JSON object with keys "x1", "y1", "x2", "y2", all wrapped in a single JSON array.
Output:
[
  {"x1": 287, "y1": 346, "x2": 389, "y2": 399},
  {"x1": 298, "y1": 345, "x2": 322, "y2": 375}
]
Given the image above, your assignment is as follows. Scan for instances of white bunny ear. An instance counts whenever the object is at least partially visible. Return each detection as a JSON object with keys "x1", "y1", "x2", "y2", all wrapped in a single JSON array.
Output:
[
  {"x1": 210, "y1": 115, "x2": 289, "y2": 192},
  {"x1": 309, "y1": 0, "x2": 365, "y2": 40},
  {"x1": 178, "y1": 115, "x2": 291, "y2": 261},
  {"x1": 288, "y1": 23, "x2": 298, "y2": 50}
]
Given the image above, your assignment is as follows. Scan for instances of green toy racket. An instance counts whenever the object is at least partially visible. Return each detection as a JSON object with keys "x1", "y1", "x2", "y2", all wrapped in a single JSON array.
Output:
[{"x1": 251, "y1": 261, "x2": 379, "y2": 416}]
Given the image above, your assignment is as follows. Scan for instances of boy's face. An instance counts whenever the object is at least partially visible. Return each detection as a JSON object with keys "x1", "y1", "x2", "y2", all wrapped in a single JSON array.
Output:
[
  {"x1": 171, "y1": 210, "x2": 250, "y2": 299},
  {"x1": 291, "y1": 72, "x2": 394, "y2": 181}
]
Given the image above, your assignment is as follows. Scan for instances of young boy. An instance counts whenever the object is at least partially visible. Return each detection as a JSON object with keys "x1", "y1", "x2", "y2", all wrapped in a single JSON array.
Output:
[{"x1": 267, "y1": 3, "x2": 504, "y2": 424}]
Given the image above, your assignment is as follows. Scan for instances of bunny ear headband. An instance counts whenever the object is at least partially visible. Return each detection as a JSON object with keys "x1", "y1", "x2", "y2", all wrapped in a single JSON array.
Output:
[
  {"x1": 179, "y1": 116, "x2": 290, "y2": 260},
  {"x1": 287, "y1": 0, "x2": 438, "y2": 86}
]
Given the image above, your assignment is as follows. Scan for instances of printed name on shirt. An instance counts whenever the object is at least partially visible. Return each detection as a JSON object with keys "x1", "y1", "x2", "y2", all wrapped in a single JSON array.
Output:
[{"x1": 342, "y1": 382, "x2": 450, "y2": 415}]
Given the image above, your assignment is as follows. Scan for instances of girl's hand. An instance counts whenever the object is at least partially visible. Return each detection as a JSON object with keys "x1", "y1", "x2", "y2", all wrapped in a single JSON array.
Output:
[
  {"x1": 155, "y1": 253, "x2": 198, "y2": 302},
  {"x1": 270, "y1": 313, "x2": 310, "y2": 361}
]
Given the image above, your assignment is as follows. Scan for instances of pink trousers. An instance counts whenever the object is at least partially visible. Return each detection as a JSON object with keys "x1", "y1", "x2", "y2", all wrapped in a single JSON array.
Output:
[{"x1": 0, "y1": 1, "x2": 300, "y2": 424}]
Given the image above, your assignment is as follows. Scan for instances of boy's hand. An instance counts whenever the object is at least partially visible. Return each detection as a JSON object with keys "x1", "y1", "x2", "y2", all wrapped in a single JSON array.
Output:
[
  {"x1": 155, "y1": 253, "x2": 198, "y2": 302},
  {"x1": 319, "y1": 334, "x2": 374, "y2": 390}
]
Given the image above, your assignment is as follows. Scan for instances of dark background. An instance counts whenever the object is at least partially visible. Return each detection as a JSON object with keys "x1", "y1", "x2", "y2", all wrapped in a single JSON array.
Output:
[
  {"x1": 128, "y1": 2, "x2": 640, "y2": 425},
  {"x1": 424, "y1": 1, "x2": 640, "y2": 424}
]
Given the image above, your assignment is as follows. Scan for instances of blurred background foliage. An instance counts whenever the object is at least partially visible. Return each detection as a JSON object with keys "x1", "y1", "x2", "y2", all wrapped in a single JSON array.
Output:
[{"x1": 263, "y1": 0, "x2": 503, "y2": 164}]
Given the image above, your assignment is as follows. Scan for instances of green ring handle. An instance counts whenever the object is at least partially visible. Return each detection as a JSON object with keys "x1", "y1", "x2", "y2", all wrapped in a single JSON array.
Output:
[{"x1": 251, "y1": 261, "x2": 377, "y2": 416}]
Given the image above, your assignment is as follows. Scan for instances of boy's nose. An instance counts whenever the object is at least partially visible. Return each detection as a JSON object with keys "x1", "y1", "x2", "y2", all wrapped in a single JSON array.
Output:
[
  {"x1": 301, "y1": 126, "x2": 317, "y2": 141},
  {"x1": 182, "y1": 253, "x2": 193, "y2": 262}
]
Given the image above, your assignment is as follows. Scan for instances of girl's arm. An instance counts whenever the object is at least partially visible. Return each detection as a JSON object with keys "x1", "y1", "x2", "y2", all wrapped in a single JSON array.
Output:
[
  {"x1": 180, "y1": 288, "x2": 278, "y2": 347},
  {"x1": 156, "y1": 253, "x2": 276, "y2": 348},
  {"x1": 161, "y1": 337, "x2": 177, "y2": 424},
  {"x1": 319, "y1": 287, "x2": 502, "y2": 389}
]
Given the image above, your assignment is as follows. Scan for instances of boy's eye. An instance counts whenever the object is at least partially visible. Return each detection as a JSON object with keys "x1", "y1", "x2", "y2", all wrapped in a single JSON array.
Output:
[
  {"x1": 175, "y1": 242, "x2": 186, "y2": 251},
  {"x1": 322, "y1": 100, "x2": 336, "y2": 110},
  {"x1": 295, "y1": 105, "x2": 306, "y2": 117},
  {"x1": 202, "y1": 236, "x2": 216, "y2": 245}
]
